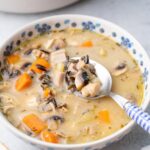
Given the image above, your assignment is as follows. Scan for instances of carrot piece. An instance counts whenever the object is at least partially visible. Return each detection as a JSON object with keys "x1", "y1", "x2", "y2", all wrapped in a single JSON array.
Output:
[
  {"x1": 30, "y1": 58, "x2": 50, "y2": 74},
  {"x1": 41, "y1": 130, "x2": 59, "y2": 143},
  {"x1": 43, "y1": 87, "x2": 55, "y2": 98},
  {"x1": 81, "y1": 41, "x2": 93, "y2": 47},
  {"x1": 99, "y1": 110, "x2": 110, "y2": 124},
  {"x1": 7, "y1": 54, "x2": 20, "y2": 64},
  {"x1": 23, "y1": 114, "x2": 47, "y2": 134},
  {"x1": 43, "y1": 88, "x2": 51, "y2": 97},
  {"x1": 15, "y1": 73, "x2": 32, "y2": 91}
]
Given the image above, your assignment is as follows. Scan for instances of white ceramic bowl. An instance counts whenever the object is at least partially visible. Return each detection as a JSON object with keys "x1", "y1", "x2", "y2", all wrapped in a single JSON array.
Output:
[
  {"x1": 0, "y1": 15, "x2": 150, "y2": 150},
  {"x1": 0, "y1": 0, "x2": 79, "y2": 13}
]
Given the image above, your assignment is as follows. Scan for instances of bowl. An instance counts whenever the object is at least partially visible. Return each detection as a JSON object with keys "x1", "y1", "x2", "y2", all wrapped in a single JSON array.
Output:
[
  {"x1": 0, "y1": 15, "x2": 150, "y2": 150},
  {"x1": 0, "y1": 0, "x2": 79, "y2": 13}
]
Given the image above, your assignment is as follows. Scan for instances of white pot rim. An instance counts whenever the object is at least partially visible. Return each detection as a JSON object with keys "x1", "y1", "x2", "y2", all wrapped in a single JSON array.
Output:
[{"x1": 0, "y1": 14, "x2": 150, "y2": 149}]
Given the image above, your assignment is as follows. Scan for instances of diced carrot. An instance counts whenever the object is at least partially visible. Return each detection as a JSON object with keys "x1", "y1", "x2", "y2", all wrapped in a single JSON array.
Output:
[
  {"x1": 81, "y1": 41, "x2": 93, "y2": 47},
  {"x1": 23, "y1": 114, "x2": 47, "y2": 134},
  {"x1": 99, "y1": 110, "x2": 110, "y2": 124},
  {"x1": 43, "y1": 88, "x2": 51, "y2": 97},
  {"x1": 43, "y1": 87, "x2": 55, "y2": 98},
  {"x1": 30, "y1": 58, "x2": 50, "y2": 74},
  {"x1": 15, "y1": 73, "x2": 32, "y2": 91},
  {"x1": 7, "y1": 54, "x2": 20, "y2": 64},
  {"x1": 41, "y1": 129, "x2": 59, "y2": 143}
]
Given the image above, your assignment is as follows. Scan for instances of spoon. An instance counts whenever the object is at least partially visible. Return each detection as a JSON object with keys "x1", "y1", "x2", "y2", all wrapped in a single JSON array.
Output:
[{"x1": 73, "y1": 57, "x2": 150, "y2": 133}]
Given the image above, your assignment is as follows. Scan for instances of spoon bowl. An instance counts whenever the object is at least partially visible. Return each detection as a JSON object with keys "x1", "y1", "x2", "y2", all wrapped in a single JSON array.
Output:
[{"x1": 72, "y1": 57, "x2": 112, "y2": 99}]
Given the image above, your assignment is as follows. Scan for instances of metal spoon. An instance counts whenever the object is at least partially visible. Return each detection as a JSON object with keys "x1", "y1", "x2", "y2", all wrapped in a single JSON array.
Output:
[{"x1": 73, "y1": 57, "x2": 150, "y2": 133}]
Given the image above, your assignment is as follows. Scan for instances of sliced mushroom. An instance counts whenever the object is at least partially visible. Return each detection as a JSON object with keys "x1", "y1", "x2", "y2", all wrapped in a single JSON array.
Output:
[
  {"x1": 81, "y1": 82, "x2": 101, "y2": 97},
  {"x1": 75, "y1": 70, "x2": 89, "y2": 90},
  {"x1": 112, "y1": 62, "x2": 128, "y2": 76},
  {"x1": 68, "y1": 62, "x2": 78, "y2": 75},
  {"x1": 81, "y1": 55, "x2": 89, "y2": 64},
  {"x1": 76, "y1": 60, "x2": 86, "y2": 70},
  {"x1": 86, "y1": 64, "x2": 96, "y2": 76},
  {"x1": 50, "y1": 49, "x2": 67, "y2": 65},
  {"x1": 65, "y1": 71, "x2": 76, "y2": 91}
]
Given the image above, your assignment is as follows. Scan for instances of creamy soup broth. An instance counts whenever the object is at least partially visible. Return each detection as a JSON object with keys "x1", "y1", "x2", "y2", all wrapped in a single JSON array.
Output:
[{"x1": 0, "y1": 29, "x2": 143, "y2": 144}]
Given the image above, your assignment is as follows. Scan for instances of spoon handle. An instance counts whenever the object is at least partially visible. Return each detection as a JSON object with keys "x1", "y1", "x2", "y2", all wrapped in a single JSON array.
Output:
[
  {"x1": 109, "y1": 92, "x2": 150, "y2": 134},
  {"x1": 124, "y1": 102, "x2": 150, "y2": 133}
]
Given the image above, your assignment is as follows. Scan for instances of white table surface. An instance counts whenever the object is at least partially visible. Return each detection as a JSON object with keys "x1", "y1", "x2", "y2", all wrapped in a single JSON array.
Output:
[{"x1": 0, "y1": 0, "x2": 150, "y2": 150}]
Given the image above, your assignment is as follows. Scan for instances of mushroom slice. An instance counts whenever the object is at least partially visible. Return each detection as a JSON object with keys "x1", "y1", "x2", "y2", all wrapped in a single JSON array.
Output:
[
  {"x1": 74, "y1": 70, "x2": 89, "y2": 90},
  {"x1": 50, "y1": 49, "x2": 67, "y2": 65},
  {"x1": 81, "y1": 82, "x2": 101, "y2": 97},
  {"x1": 68, "y1": 62, "x2": 78, "y2": 75},
  {"x1": 112, "y1": 62, "x2": 128, "y2": 76},
  {"x1": 81, "y1": 55, "x2": 89, "y2": 64},
  {"x1": 76, "y1": 60, "x2": 86, "y2": 70}
]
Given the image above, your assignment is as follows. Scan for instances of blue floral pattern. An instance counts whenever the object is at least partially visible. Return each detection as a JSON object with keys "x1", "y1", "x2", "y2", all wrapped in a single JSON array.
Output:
[
  {"x1": 35, "y1": 23, "x2": 51, "y2": 34},
  {"x1": 82, "y1": 21, "x2": 100, "y2": 31},
  {"x1": 121, "y1": 36, "x2": 133, "y2": 48},
  {"x1": 143, "y1": 68, "x2": 149, "y2": 82}
]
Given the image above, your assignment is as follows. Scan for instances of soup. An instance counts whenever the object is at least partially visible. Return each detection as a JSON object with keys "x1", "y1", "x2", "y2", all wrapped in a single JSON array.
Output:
[{"x1": 0, "y1": 29, "x2": 143, "y2": 144}]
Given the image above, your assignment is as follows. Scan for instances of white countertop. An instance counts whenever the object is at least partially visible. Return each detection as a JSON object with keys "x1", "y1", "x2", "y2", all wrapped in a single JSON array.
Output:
[{"x1": 0, "y1": 0, "x2": 150, "y2": 150}]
